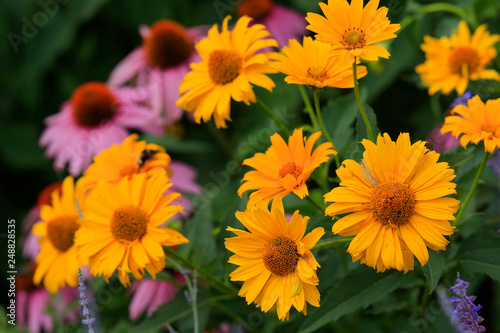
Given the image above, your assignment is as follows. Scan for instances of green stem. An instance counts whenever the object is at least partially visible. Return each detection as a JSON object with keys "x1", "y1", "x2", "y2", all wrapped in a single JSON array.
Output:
[
  {"x1": 256, "y1": 97, "x2": 291, "y2": 136},
  {"x1": 419, "y1": 3, "x2": 467, "y2": 19},
  {"x1": 306, "y1": 195, "x2": 325, "y2": 213},
  {"x1": 313, "y1": 88, "x2": 341, "y2": 169},
  {"x1": 165, "y1": 247, "x2": 238, "y2": 295},
  {"x1": 312, "y1": 237, "x2": 354, "y2": 250},
  {"x1": 165, "y1": 256, "x2": 199, "y2": 333},
  {"x1": 298, "y1": 85, "x2": 320, "y2": 132},
  {"x1": 454, "y1": 151, "x2": 490, "y2": 226},
  {"x1": 352, "y1": 61, "x2": 374, "y2": 142}
]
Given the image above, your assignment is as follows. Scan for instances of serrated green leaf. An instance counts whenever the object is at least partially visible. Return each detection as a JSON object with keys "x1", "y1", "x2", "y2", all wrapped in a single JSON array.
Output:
[
  {"x1": 457, "y1": 231, "x2": 500, "y2": 282},
  {"x1": 299, "y1": 266, "x2": 404, "y2": 333},
  {"x1": 422, "y1": 250, "x2": 444, "y2": 294},
  {"x1": 440, "y1": 149, "x2": 474, "y2": 169},
  {"x1": 322, "y1": 93, "x2": 358, "y2": 157}
]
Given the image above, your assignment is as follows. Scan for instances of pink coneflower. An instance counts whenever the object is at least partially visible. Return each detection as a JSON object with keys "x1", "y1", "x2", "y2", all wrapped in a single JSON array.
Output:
[
  {"x1": 169, "y1": 161, "x2": 203, "y2": 218},
  {"x1": 426, "y1": 122, "x2": 461, "y2": 153},
  {"x1": 128, "y1": 278, "x2": 181, "y2": 321},
  {"x1": 108, "y1": 20, "x2": 206, "y2": 125},
  {"x1": 39, "y1": 82, "x2": 164, "y2": 176},
  {"x1": 237, "y1": 0, "x2": 308, "y2": 48},
  {"x1": 16, "y1": 264, "x2": 53, "y2": 333}
]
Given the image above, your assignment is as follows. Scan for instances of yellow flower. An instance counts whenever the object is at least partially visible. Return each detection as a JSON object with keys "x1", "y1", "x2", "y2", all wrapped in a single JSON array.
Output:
[
  {"x1": 441, "y1": 95, "x2": 500, "y2": 153},
  {"x1": 176, "y1": 15, "x2": 277, "y2": 128},
  {"x1": 75, "y1": 172, "x2": 187, "y2": 287},
  {"x1": 416, "y1": 21, "x2": 500, "y2": 95},
  {"x1": 305, "y1": 0, "x2": 400, "y2": 62},
  {"x1": 273, "y1": 36, "x2": 368, "y2": 88},
  {"x1": 238, "y1": 128, "x2": 336, "y2": 206},
  {"x1": 79, "y1": 134, "x2": 171, "y2": 194},
  {"x1": 226, "y1": 197, "x2": 324, "y2": 320},
  {"x1": 324, "y1": 133, "x2": 459, "y2": 273},
  {"x1": 33, "y1": 176, "x2": 83, "y2": 293}
]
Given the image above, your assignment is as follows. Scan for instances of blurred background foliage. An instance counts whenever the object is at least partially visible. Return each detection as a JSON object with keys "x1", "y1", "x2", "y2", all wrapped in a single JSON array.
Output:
[{"x1": 1, "y1": 0, "x2": 500, "y2": 332}]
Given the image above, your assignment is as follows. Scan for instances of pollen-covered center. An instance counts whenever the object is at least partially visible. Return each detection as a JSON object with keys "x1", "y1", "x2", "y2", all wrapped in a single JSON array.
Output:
[
  {"x1": 208, "y1": 50, "x2": 243, "y2": 85},
  {"x1": 144, "y1": 20, "x2": 194, "y2": 69},
  {"x1": 279, "y1": 162, "x2": 303, "y2": 179},
  {"x1": 46, "y1": 215, "x2": 80, "y2": 252},
  {"x1": 307, "y1": 67, "x2": 328, "y2": 82},
  {"x1": 342, "y1": 28, "x2": 366, "y2": 50},
  {"x1": 262, "y1": 236, "x2": 299, "y2": 276},
  {"x1": 237, "y1": 0, "x2": 273, "y2": 21},
  {"x1": 449, "y1": 46, "x2": 480, "y2": 75},
  {"x1": 71, "y1": 82, "x2": 117, "y2": 127},
  {"x1": 371, "y1": 182, "x2": 415, "y2": 227},
  {"x1": 111, "y1": 205, "x2": 149, "y2": 242}
]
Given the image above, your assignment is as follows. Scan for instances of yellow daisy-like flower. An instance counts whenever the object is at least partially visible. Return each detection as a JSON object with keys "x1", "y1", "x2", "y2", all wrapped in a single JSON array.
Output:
[
  {"x1": 324, "y1": 133, "x2": 459, "y2": 273},
  {"x1": 441, "y1": 95, "x2": 500, "y2": 153},
  {"x1": 75, "y1": 172, "x2": 187, "y2": 287},
  {"x1": 305, "y1": 0, "x2": 400, "y2": 62},
  {"x1": 33, "y1": 176, "x2": 83, "y2": 293},
  {"x1": 273, "y1": 36, "x2": 368, "y2": 88},
  {"x1": 238, "y1": 128, "x2": 336, "y2": 206},
  {"x1": 226, "y1": 197, "x2": 324, "y2": 320},
  {"x1": 416, "y1": 21, "x2": 500, "y2": 95},
  {"x1": 176, "y1": 15, "x2": 278, "y2": 128},
  {"x1": 79, "y1": 134, "x2": 171, "y2": 194}
]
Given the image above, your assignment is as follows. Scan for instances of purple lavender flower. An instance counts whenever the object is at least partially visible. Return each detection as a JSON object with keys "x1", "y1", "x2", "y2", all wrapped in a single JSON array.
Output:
[
  {"x1": 78, "y1": 268, "x2": 96, "y2": 333},
  {"x1": 450, "y1": 91, "x2": 473, "y2": 109},
  {"x1": 448, "y1": 272, "x2": 485, "y2": 333}
]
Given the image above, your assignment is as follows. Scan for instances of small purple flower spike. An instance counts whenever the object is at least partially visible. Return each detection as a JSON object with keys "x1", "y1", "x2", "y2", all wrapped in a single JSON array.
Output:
[
  {"x1": 449, "y1": 272, "x2": 485, "y2": 333},
  {"x1": 78, "y1": 268, "x2": 96, "y2": 333}
]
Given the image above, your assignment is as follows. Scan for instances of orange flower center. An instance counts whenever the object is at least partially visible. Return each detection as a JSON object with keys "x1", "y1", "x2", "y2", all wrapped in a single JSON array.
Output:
[
  {"x1": 307, "y1": 67, "x2": 328, "y2": 82},
  {"x1": 119, "y1": 163, "x2": 139, "y2": 178},
  {"x1": 262, "y1": 236, "x2": 299, "y2": 276},
  {"x1": 111, "y1": 205, "x2": 149, "y2": 242},
  {"x1": 208, "y1": 50, "x2": 243, "y2": 85},
  {"x1": 143, "y1": 20, "x2": 194, "y2": 69},
  {"x1": 342, "y1": 28, "x2": 366, "y2": 50},
  {"x1": 36, "y1": 182, "x2": 62, "y2": 208},
  {"x1": 237, "y1": 0, "x2": 273, "y2": 21},
  {"x1": 371, "y1": 182, "x2": 415, "y2": 227},
  {"x1": 71, "y1": 82, "x2": 117, "y2": 127},
  {"x1": 449, "y1": 46, "x2": 479, "y2": 75},
  {"x1": 46, "y1": 215, "x2": 80, "y2": 252},
  {"x1": 279, "y1": 162, "x2": 303, "y2": 179}
]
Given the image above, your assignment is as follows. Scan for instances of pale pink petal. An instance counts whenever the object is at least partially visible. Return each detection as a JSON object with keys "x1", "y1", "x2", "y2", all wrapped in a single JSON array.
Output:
[{"x1": 108, "y1": 47, "x2": 148, "y2": 87}]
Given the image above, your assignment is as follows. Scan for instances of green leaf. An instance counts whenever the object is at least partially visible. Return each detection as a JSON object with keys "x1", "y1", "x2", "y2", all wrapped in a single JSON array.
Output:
[
  {"x1": 322, "y1": 92, "x2": 358, "y2": 157},
  {"x1": 299, "y1": 266, "x2": 404, "y2": 333},
  {"x1": 129, "y1": 288, "x2": 209, "y2": 333},
  {"x1": 141, "y1": 134, "x2": 216, "y2": 154},
  {"x1": 422, "y1": 250, "x2": 444, "y2": 294},
  {"x1": 439, "y1": 149, "x2": 474, "y2": 171},
  {"x1": 356, "y1": 103, "x2": 380, "y2": 143},
  {"x1": 457, "y1": 231, "x2": 500, "y2": 282},
  {"x1": 178, "y1": 204, "x2": 216, "y2": 266}
]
